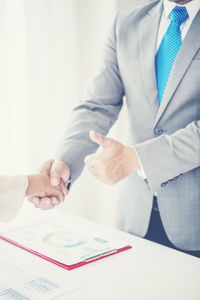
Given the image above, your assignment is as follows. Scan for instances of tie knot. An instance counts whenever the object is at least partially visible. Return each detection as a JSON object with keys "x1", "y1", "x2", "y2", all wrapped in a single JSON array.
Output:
[{"x1": 169, "y1": 6, "x2": 189, "y2": 25}]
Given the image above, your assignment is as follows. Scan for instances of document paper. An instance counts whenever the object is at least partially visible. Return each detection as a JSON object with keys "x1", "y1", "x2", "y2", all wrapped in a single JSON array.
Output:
[
  {"x1": 0, "y1": 217, "x2": 131, "y2": 269},
  {"x1": 0, "y1": 250, "x2": 78, "y2": 299}
]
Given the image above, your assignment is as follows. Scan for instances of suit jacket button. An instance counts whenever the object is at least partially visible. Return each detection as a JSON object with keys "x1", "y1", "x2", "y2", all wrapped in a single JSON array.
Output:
[{"x1": 154, "y1": 127, "x2": 164, "y2": 135}]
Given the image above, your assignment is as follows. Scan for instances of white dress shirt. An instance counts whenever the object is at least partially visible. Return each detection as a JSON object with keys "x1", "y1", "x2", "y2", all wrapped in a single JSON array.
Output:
[
  {"x1": 157, "y1": 0, "x2": 200, "y2": 50},
  {"x1": 137, "y1": 0, "x2": 200, "y2": 180},
  {"x1": 0, "y1": 176, "x2": 28, "y2": 222}
]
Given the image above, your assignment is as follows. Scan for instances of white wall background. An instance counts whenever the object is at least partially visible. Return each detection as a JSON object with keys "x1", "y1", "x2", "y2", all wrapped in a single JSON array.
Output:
[{"x1": 0, "y1": 0, "x2": 150, "y2": 226}]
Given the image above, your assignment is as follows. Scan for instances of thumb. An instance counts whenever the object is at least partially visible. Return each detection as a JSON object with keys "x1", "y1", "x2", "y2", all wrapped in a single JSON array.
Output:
[
  {"x1": 39, "y1": 159, "x2": 54, "y2": 175},
  {"x1": 50, "y1": 161, "x2": 70, "y2": 186},
  {"x1": 89, "y1": 130, "x2": 113, "y2": 149}
]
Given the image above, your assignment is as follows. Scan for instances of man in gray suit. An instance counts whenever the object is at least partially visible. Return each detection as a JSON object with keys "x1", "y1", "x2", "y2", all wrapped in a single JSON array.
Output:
[{"x1": 30, "y1": 0, "x2": 200, "y2": 257}]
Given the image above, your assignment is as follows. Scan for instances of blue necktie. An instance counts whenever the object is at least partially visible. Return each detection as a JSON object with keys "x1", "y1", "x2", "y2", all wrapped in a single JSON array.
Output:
[{"x1": 156, "y1": 6, "x2": 189, "y2": 104}]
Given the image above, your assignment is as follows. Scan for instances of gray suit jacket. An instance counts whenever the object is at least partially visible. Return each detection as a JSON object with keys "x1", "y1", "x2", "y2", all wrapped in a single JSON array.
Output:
[{"x1": 56, "y1": 0, "x2": 200, "y2": 250}]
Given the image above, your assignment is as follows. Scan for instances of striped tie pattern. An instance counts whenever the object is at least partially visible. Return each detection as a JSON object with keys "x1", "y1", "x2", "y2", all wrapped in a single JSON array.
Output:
[{"x1": 156, "y1": 6, "x2": 189, "y2": 104}]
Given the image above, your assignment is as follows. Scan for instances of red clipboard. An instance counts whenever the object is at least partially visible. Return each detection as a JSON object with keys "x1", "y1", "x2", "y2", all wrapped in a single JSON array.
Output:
[{"x1": 0, "y1": 234, "x2": 132, "y2": 271}]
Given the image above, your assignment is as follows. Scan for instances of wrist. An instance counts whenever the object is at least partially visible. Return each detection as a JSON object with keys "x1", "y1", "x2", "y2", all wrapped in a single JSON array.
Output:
[
  {"x1": 26, "y1": 175, "x2": 33, "y2": 196},
  {"x1": 26, "y1": 174, "x2": 41, "y2": 197}
]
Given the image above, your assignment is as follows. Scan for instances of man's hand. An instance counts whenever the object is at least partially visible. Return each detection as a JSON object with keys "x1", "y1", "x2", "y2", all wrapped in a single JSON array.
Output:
[
  {"x1": 84, "y1": 130, "x2": 141, "y2": 185},
  {"x1": 28, "y1": 160, "x2": 70, "y2": 210}
]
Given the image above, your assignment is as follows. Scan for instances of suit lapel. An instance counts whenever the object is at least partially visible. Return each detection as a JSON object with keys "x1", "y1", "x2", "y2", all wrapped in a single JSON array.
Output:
[
  {"x1": 154, "y1": 9, "x2": 200, "y2": 127},
  {"x1": 138, "y1": 0, "x2": 163, "y2": 114}
]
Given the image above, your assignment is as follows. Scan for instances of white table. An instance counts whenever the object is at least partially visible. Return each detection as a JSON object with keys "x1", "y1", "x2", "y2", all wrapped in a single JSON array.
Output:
[{"x1": 0, "y1": 203, "x2": 200, "y2": 300}]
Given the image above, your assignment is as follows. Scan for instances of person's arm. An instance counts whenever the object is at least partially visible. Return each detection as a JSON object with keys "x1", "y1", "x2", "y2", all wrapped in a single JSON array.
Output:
[
  {"x1": 55, "y1": 14, "x2": 124, "y2": 185},
  {"x1": 0, "y1": 160, "x2": 68, "y2": 222},
  {"x1": 28, "y1": 14, "x2": 132, "y2": 210},
  {"x1": 135, "y1": 120, "x2": 200, "y2": 193},
  {"x1": 0, "y1": 175, "x2": 28, "y2": 222}
]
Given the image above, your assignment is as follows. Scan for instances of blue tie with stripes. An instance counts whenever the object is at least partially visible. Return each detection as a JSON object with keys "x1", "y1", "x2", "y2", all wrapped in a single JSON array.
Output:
[{"x1": 156, "y1": 6, "x2": 189, "y2": 104}]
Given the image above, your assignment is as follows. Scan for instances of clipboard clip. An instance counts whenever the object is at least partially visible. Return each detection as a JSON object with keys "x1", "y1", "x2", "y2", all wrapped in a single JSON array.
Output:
[{"x1": 82, "y1": 249, "x2": 117, "y2": 262}]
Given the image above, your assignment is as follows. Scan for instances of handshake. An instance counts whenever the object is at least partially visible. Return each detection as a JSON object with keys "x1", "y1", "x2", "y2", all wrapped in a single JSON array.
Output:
[
  {"x1": 26, "y1": 130, "x2": 140, "y2": 210},
  {"x1": 27, "y1": 159, "x2": 71, "y2": 210}
]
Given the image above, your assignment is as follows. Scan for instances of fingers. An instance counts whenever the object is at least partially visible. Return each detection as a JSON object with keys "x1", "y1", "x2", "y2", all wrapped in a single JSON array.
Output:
[
  {"x1": 52, "y1": 188, "x2": 65, "y2": 203},
  {"x1": 29, "y1": 195, "x2": 61, "y2": 210},
  {"x1": 51, "y1": 197, "x2": 60, "y2": 206},
  {"x1": 33, "y1": 197, "x2": 59, "y2": 209},
  {"x1": 29, "y1": 196, "x2": 55, "y2": 210},
  {"x1": 36, "y1": 197, "x2": 55, "y2": 210},
  {"x1": 28, "y1": 196, "x2": 40, "y2": 205},
  {"x1": 28, "y1": 179, "x2": 68, "y2": 210},
  {"x1": 84, "y1": 154, "x2": 101, "y2": 178},
  {"x1": 84, "y1": 154, "x2": 96, "y2": 166},
  {"x1": 38, "y1": 159, "x2": 54, "y2": 175},
  {"x1": 34, "y1": 194, "x2": 63, "y2": 210},
  {"x1": 43, "y1": 182, "x2": 67, "y2": 204},
  {"x1": 28, "y1": 160, "x2": 70, "y2": 210},
  {"x1": 50, "y1": 161, "x2": 70, "y2": 186},
  {"x1": 89, "y1": 130, "x2": 113, "y2": 148},
  {"x1": 60, "y1": 182, "x2": 69, "y2": 198}
]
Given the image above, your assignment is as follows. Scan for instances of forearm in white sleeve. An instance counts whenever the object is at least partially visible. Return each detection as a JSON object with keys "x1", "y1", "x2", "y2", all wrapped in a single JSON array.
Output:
[{"x1": 0, "y1": 175, "x2": 28, "y2": 222}]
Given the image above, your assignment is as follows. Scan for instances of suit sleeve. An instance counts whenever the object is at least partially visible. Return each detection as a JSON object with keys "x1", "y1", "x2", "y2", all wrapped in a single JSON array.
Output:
[
  {"x1": 55, "y1": 15, "x2": 124, "y2": 184},
  {"x1": 0, "y1": 176, "x2": 28, "y2": 222},
  {"x1": 135, "y1": 120, "x2": 200, "y2": 193}
]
